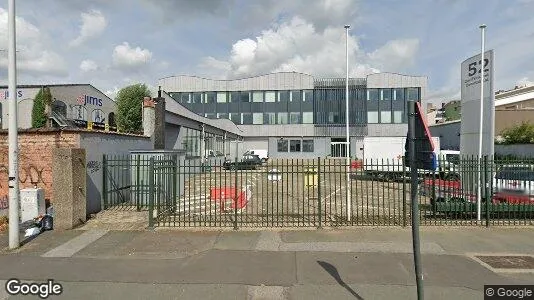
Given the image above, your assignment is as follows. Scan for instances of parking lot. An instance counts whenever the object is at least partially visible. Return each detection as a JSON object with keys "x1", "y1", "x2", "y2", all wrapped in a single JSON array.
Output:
[{"x1": 161, "y1": 159, "x2": 432, "y2": 227}]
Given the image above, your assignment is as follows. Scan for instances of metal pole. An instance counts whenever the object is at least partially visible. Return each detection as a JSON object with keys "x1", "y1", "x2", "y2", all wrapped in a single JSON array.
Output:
[
  {"x1": 476, "y1": 24, "x2": 486, "y2": 221},
  {"x1": 408, "y1": 101, "x2": 424, "y2": 300},
  {"x1": 8, "y1": 0, "x2": 20, "y2": 250},
  {"x1": 344, "y1": 25, "x2": 351, "y2": 222}
]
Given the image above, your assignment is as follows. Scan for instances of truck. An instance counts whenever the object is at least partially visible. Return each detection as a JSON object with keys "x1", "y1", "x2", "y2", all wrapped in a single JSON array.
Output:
[{"x1": 354, "y1": 136, "x2": 459, "y2": 181}]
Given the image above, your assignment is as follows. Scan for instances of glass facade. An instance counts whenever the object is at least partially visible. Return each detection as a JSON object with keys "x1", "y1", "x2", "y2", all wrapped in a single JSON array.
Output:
[{"x1": 170, "y1": 86, "x2": 420, "y2": 126}]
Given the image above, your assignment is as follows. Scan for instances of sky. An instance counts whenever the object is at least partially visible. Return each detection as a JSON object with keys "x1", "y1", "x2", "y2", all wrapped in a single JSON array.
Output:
[{"x1": 1, "y1": 0, "x2": 534, "y2": 103}]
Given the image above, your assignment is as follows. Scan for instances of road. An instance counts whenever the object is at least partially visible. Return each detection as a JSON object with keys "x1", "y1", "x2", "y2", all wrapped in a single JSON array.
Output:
[{"x1": 1, "y1": 227, "x2": 533, "y2": 299}]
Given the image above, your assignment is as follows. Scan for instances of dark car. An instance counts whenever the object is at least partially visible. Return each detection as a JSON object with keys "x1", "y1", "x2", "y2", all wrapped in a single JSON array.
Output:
[{"x1": 223, "y1": 155, "x2": 262, "y2": 170}]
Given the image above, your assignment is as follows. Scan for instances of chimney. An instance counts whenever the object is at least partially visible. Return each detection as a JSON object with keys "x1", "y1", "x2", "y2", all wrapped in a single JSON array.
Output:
[{"x1": 153, "y1": 88, "x2": 166, "y2": 150}]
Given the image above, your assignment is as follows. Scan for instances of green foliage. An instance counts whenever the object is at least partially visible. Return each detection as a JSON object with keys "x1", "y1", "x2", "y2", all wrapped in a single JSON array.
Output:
[
  {"x1": 116, "y1": 83, "x2": 151, "y2": 133},
  {"x1": 31, "y1": 88, "x2": 47, "y2": 128},
  {"x1": 500, "y1": 122, "x2": 534, "y2": 144}
]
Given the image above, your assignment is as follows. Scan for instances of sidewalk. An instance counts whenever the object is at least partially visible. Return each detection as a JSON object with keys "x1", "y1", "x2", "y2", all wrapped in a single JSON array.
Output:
[{"x1": 1, "y1": 227, "x2": 533, "y2": 299}]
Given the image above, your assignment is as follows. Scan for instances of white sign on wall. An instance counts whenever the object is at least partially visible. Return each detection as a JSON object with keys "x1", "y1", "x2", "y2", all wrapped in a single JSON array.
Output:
[{"x1": 460, "y1": 50, "x2": 495, "y2": 157}]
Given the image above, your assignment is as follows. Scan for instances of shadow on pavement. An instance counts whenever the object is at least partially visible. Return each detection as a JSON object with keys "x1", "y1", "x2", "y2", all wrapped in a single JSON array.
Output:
[{"x1": 317, "y1": 260, "x2": 364, "y2": 300}]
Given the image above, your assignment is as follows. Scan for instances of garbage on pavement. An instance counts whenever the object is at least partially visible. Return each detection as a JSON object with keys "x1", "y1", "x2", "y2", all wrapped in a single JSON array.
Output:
[{"x1": 23, "y1": 213, "x2": 54, "y2": 238}]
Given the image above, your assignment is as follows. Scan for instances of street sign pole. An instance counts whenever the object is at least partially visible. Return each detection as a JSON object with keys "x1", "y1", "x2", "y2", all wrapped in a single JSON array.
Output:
[
  {"x1": 476, "y1": 24, "x2": 486, "y2": 221},
  {"x1": 408, "y1": 100, "x2": 424, "y2": 300}
]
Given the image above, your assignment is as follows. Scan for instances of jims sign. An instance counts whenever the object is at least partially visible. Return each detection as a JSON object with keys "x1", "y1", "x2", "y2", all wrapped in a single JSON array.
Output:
[
  {"x1": 77, "y1": 95, "x2": 103, "y2": 107},
  {"x1": 0, "y1": 90, "x2": 23, "y2": 100}
]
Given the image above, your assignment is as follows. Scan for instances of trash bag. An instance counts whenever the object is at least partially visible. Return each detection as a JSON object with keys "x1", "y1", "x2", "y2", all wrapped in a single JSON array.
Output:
[
  {"x1": 24, "y1": 227, "x2": 40, "y2": 237},
  {"x1": 40, "y1": 215, "x2": 53, "y2": 232}
]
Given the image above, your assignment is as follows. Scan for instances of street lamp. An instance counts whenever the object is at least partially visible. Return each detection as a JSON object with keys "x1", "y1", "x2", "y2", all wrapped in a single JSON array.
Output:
[
  {"x1": 344, "y1": 25, "x2": 351, "y2": 222},
  {"x1": 476, "y1": 24, "x2": 486, "y2": 221}
]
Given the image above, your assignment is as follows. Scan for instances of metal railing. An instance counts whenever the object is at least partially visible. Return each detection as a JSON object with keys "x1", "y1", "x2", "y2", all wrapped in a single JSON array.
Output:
[{"x1": 102, "y1": 154, "x2": 534, "y2": 228}]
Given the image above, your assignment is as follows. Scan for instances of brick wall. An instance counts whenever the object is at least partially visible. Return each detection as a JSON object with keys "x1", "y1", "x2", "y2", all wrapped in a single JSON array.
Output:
[{"x1": 0, "y1": 130, "x2": 79, "y2": 203}]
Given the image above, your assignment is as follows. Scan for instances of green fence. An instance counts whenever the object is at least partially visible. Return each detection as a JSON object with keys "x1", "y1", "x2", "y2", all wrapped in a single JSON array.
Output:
[{"x1": 103, "y1": 155, "x2": 534, "y2": 228}]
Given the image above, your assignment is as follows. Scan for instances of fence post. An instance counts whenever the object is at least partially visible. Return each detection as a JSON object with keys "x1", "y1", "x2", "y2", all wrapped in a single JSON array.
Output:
[
  {"x1": 173, "y1": 154, "x2": 178, "y2": 214},
  {"x1": 234, "y1": 156, "x2": 239, "y2": 231},
  {"x1": 148, "y1": 157, "x2": 155, "y2": 229},
  {"x1": 317, "y1": 157, "x2": 322, "y2": 229},
  {"x1": 136, "y1": 154, "x2": 141, "y2": 211},
  {"x1": 484, "y1": 155, "x2": 490, "y2": 227},
  {"x1": 102, "y1": 154, "x2": 108, "y2": 210},
  {"x1": 402, "y1": 157, "x2": 407, "y2": 227}
]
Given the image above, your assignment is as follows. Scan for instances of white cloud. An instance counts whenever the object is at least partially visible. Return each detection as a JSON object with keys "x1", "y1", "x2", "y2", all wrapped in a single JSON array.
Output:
[
  {"x1": 517, "y1": 77, "x2": 534, "y2": 87},
  {"x1": 0, "y1": 8, "x2": 67, "y2": 76},
  {"x1": 69, "y1": 10, "x2": 107, "y2": 47},
  {"x1": 80, "y1": 60, "x2": 98, "y2": 72},
  {"x1": 369, "y1": 39, "x2": 420, "y2": 71},
  {"x1": 199, "y1": 16, "x2": 420, "y2": 79},
  {"x1": 104, "y1": 86, "x2": 120, "y2": 100},
  {"x1": 112, "y1": 42, "x2": 153, "y2": 70}
]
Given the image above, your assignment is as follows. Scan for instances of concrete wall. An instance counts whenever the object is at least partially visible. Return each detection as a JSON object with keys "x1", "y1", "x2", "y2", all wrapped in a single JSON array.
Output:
[
  {"x1": 429, "y1": 121, "x2": 461, "y2": 150},
  {"x1": 165, "y1": 124, "x2": 182, "y2": 150},
  {"x1": 495, "y1": 144, "x2": 534, "y2": 158},
  {"x1": 495, "y1": 109, "x2": 534, "y2": 135},
  {"x1": 79, "y1": 132, "x2": 152, "y2": 214}
]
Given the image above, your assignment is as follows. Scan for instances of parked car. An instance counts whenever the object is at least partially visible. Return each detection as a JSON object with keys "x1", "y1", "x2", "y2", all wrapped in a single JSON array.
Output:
[
  {"x1": 243, "y1": 149, "x2": 268, "y2": 162},
  {"x1": 492, "y1": 164, "x2": 534, "y2": 204},
  {"x1": 419, "y1": 163, "x2": 534, "y2": 205},
  {"x1": 223, "y1": 154, "x2": 263, "y2": 170}
]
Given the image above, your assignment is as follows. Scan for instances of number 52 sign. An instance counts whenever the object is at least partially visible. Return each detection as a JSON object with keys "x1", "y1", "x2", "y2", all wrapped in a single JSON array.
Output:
[{"x1": 461, "y1": 50, "x2": 494, "y2": 97}]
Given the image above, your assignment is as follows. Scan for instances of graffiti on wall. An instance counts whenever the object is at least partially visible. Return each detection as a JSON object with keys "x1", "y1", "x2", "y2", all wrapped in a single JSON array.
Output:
[
  {"x1": 87, "y1": 160, "x2": 101, "y2": 174},
  {"x1": 0, "y1": 165, "x2": 45, "y2": 187},
  {"x1": 0, "y1": 195, "x2": 7, "y2": 210}
]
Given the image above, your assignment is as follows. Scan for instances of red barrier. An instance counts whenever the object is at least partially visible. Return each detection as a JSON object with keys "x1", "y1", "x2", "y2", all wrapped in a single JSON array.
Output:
[{"x1": 210, "y1": 186, "x2": 250, "y2": 212}]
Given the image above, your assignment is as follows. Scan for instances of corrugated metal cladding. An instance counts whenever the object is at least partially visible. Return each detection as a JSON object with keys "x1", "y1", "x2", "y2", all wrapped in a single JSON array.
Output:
[
  {"x1": 313, "y1": 78, "x2": 367, "y2": 125},
  {"x1": 366, "y1": 73, "x2": 428, "y2": 100},
  {"x1": 158, "y1": 72, "x2": 314, "y2": 92},
  {"x1": 237, "y1": 124, "x2": 316, "y2": 137},
  {"x1": 313, "y1": 78, "x2": 366, "y2": 88},
  {"x1": 314, "y1": 125, "x2": 368, "y2": 137}
]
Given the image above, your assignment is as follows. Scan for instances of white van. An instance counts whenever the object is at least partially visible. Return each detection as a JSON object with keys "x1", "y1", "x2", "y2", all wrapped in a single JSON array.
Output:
[{"x1": 243, "y1": 149, "x2": 268, "y2": 162}]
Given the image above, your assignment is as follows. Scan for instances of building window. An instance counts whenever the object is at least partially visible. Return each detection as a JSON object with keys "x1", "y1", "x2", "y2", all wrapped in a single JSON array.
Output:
[
  {"x1": 290, "y1": 112, "x2": 300, "y2": 124},
  {"x1": 393, "y1": 111, "x2": 403, "y2": 123},
  {"x1": 302, "y1": 112, "x2": 314, "y2": 124},
  {"x1": 380, "y1": 111, "x2": 391, "y2": 123},
  {"x1": 381, "y1": 89, "x2": 392, "y2": 101},
  {"x1": 205, "y1": 113, "x2": 216, "y2": 119},
  {"x1": 367, "y1": 111, "x2": 378, "y2": 123},
  {"x1": 217, "y1": 113, "x2": 228, "y2": 119},
  {"x1": 181, "y1": 93, "x2": 190, "y2": 103},
  {"x1": 252, "y1": 91, "x2": 264, "y2": 102},
  {"x1": 393, "y1": 88, "x2": 404, "y2": 101},
  {"x1": 242, "y1": 113, "x2": 253, "y2": 125},
  {"x1": 277, "y1": 139, "x2": 288, "y2": 152},
  {"x1": 303, "y1": 90, "x2": 313, "y2": 102},
  {"x1": 230, "y1": 91, "x2": 239, "y2": 103},
  {"x1": 278, "y1": 91, "x2": 290, "y2": 102},
  {"x1": 328, "y1": 112, "x2": 340, "y2": 123},
  {"x1": 230, "y1": 113, "x2": 240, "y2": 124},
  {"x1": 253, "y1": 113, "x2": 263, "y2": 124},
  {"x1": 216, "y1": 92, "x2": 227, "y2": 103},
  {"x1": 291, "y1": 90, "x2": 302, "y2": 102},
  {"x1": 206, "y1": 92, "x2": 216, "y2": 103},
  {"x1": 367, "y1": 89, "x2": 379, "y2": 101},
  {"x1": 302, "y1": 140, "x2": 314, "y2": 152},
  {"x1": 290, "y1": 140, "x2": 301, "y2": 152},
  {"x1": 240, "y1": 91, "x2": 250, "y2": 102},
  {"x1": 406, "y1": 88, "x2": 420, "y2": 101},
  {"x1": 277, "y1": 112, "x2": 288, "y2": 124},
  {"x1": 265, "y1": 91, "x2": 276, "y2": 102},
  {"x1": 265, "y1": 112, "x2": 276, "y2": 124},
  {"x1": 192, "y1": 92, "x2": 202, "y2": 103}
]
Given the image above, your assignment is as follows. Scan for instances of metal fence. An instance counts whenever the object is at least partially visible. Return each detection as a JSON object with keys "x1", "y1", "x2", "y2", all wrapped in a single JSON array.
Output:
[{"x1": 102, "y1": 155, "x2": 534, "y2": 228}]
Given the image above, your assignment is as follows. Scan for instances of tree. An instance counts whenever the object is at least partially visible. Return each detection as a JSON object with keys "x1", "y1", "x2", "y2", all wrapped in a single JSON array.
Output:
[
  {"x1": 500, "y1": 122, "x2": 534, "y2": 144},
  {"x1": 116, "y1": 83, "x2": 151, "y2": 133},
  {"x1": 31, "y1": 87, "x2": 47, "y2": 128}
]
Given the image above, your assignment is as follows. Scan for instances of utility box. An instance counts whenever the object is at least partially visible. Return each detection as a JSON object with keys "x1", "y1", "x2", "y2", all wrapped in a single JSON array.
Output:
[{"x1": 20, "y1": 188, "x2": 46, "y2": 223}]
